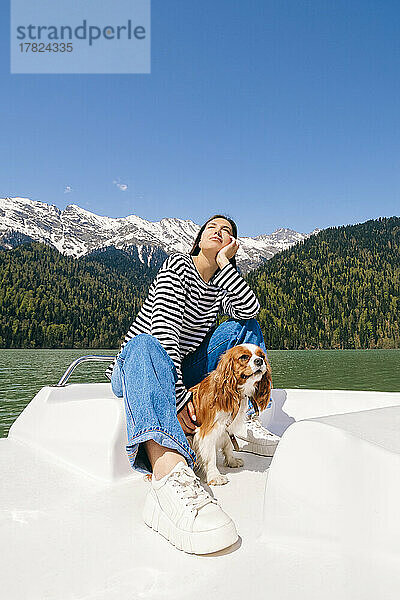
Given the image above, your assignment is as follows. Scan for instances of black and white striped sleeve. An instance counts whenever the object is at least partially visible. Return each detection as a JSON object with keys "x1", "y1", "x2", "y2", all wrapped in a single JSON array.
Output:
[
  {"x1": 150, "y1": 262, "x2": 192, "y2": 412},
  {"x1": 212, "y1": 263, "x2": 260, "y2": 319}
]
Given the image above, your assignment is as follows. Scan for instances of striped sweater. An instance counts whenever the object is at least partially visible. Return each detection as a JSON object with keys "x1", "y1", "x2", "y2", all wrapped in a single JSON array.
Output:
[{"x1": 105, "y1": 252, "x2": 260, "y2": 411}]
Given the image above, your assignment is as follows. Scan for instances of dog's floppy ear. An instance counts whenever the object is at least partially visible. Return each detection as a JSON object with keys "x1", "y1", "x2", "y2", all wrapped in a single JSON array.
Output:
[
  {"x1": 214, "y1": 349, "x2": 241, "y2": 413},
  {"x1": 254, "y1": 360, "x2": 272, "y2": 412}
]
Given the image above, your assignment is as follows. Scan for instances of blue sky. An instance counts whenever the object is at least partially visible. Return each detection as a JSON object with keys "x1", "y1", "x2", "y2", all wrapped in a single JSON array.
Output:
[{"x1": 1, "y1": 0, "x2": 399, "y2": 237}]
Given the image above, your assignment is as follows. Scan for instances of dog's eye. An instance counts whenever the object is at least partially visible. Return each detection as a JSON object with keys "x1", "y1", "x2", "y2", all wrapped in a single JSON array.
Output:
[{"x1": 239, "y1": 354, "x2": 249, "y2": 361}]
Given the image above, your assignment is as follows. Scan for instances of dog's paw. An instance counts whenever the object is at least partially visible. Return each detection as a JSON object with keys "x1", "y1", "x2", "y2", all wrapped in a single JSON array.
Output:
[
  {"x1": 224, "y1": 457, "x2": 244, "y2": 468},
  {"x1": 207, "y1": 473, "x2": 229, "y2": 486}
]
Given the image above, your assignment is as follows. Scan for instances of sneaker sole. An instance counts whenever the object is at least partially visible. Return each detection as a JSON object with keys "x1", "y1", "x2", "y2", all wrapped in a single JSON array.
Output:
[
  {"x1": 142, "y1": 491, "x2": 238, "y2": 554},
  {"x1": 236, "y1": 438, "x2": 279, "y2": 457}
]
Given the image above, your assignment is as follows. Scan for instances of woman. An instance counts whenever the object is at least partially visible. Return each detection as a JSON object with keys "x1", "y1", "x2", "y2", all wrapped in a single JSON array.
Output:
[{"x1": 107, "y1": 215, "x2": 278, "y2": 554}]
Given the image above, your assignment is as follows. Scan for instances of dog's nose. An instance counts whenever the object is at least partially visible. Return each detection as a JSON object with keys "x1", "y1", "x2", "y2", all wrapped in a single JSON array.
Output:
[{"x1": 254, "y1": 357, "x2": 263, "y2": 367}]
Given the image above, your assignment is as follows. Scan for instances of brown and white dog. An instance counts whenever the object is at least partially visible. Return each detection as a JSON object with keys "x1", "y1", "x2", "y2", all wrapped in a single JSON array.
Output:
[{"x1": 189, "y1": 344, "x2": 272, "y2": 485}]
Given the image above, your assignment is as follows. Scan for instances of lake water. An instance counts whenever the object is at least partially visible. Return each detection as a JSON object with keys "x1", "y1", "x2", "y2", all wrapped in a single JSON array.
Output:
[{"x1": 1, "y1": 348, "x2": 400, "y2": 438}]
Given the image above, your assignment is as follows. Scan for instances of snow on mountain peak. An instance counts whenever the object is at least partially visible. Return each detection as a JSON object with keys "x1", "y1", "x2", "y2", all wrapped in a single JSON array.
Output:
[{"x1": 0, "y1": 196, "x2": 317, "y2": 272}]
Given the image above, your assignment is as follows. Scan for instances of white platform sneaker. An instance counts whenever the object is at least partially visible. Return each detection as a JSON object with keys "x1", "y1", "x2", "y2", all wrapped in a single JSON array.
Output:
[
  {"x1": 143, "y1": 462, "x2": 238, "y2": 554},
  {"x1": 235, "y1": 414, "x2": 281, "y2": 456}
]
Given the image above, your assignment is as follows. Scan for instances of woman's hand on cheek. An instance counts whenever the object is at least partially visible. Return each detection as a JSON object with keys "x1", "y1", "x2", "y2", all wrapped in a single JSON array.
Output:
[{"x1": 216, "y1": 237, "x2": 239, "y2": 269}]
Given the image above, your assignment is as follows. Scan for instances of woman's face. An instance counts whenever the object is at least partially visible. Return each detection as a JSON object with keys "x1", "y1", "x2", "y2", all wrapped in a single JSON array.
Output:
[{"x1": 199, "y1": 218, "x2": 234, "y2": 255}]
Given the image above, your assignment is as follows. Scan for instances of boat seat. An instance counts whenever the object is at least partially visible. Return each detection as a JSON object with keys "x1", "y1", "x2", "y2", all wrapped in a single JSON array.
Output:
[
  {"x1": 263, "y1": 405, "x2": 400, "y2": 559},
  {"x1": 8, "y1": 383, "x2": 138, "y2": 482}
]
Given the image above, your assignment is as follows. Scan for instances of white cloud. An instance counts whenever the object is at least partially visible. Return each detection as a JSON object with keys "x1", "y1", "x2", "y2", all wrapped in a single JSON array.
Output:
[{"x1": 113, "y1": 180, "x2": 128, "y2": 191}]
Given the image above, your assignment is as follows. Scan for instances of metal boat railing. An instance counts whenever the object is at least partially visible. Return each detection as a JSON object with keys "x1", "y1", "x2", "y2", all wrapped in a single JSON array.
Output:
[{"x1": 56, "y1": 355, "x2": 115, "y2": 387}]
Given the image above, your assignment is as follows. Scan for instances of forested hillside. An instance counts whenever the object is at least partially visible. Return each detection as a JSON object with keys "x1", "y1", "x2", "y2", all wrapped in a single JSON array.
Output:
[
  {"x1": 1, "y1": 216, "x2": 399, "y2": 349},
  {"x1": 247, "y1": 217, "x2": 400, "y2": 349},
  {"x1": 0, "y1": 243, "x2": 152, "y2": 348}
]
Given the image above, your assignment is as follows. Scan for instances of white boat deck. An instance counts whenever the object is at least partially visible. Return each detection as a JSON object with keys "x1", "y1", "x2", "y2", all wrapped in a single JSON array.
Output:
[{"x1": 2, "y1": 385, "x2": 400, "y2": 600}]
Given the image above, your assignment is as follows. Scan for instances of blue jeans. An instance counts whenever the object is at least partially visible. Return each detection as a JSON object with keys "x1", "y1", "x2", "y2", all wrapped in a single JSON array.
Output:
[{"x1": 111, "y1": 318, "x2": 267, "y2": 474}]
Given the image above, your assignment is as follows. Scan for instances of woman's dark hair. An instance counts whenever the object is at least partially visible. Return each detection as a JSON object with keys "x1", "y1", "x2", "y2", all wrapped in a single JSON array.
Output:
[{"x1": 189, "y1": 214, "x2": 238, "y2": 270}]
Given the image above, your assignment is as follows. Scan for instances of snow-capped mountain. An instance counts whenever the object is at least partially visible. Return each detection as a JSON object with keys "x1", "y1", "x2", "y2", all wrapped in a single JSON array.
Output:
[{"x1": 0, "y1": 197, "x2": 319, "y2": 273}]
